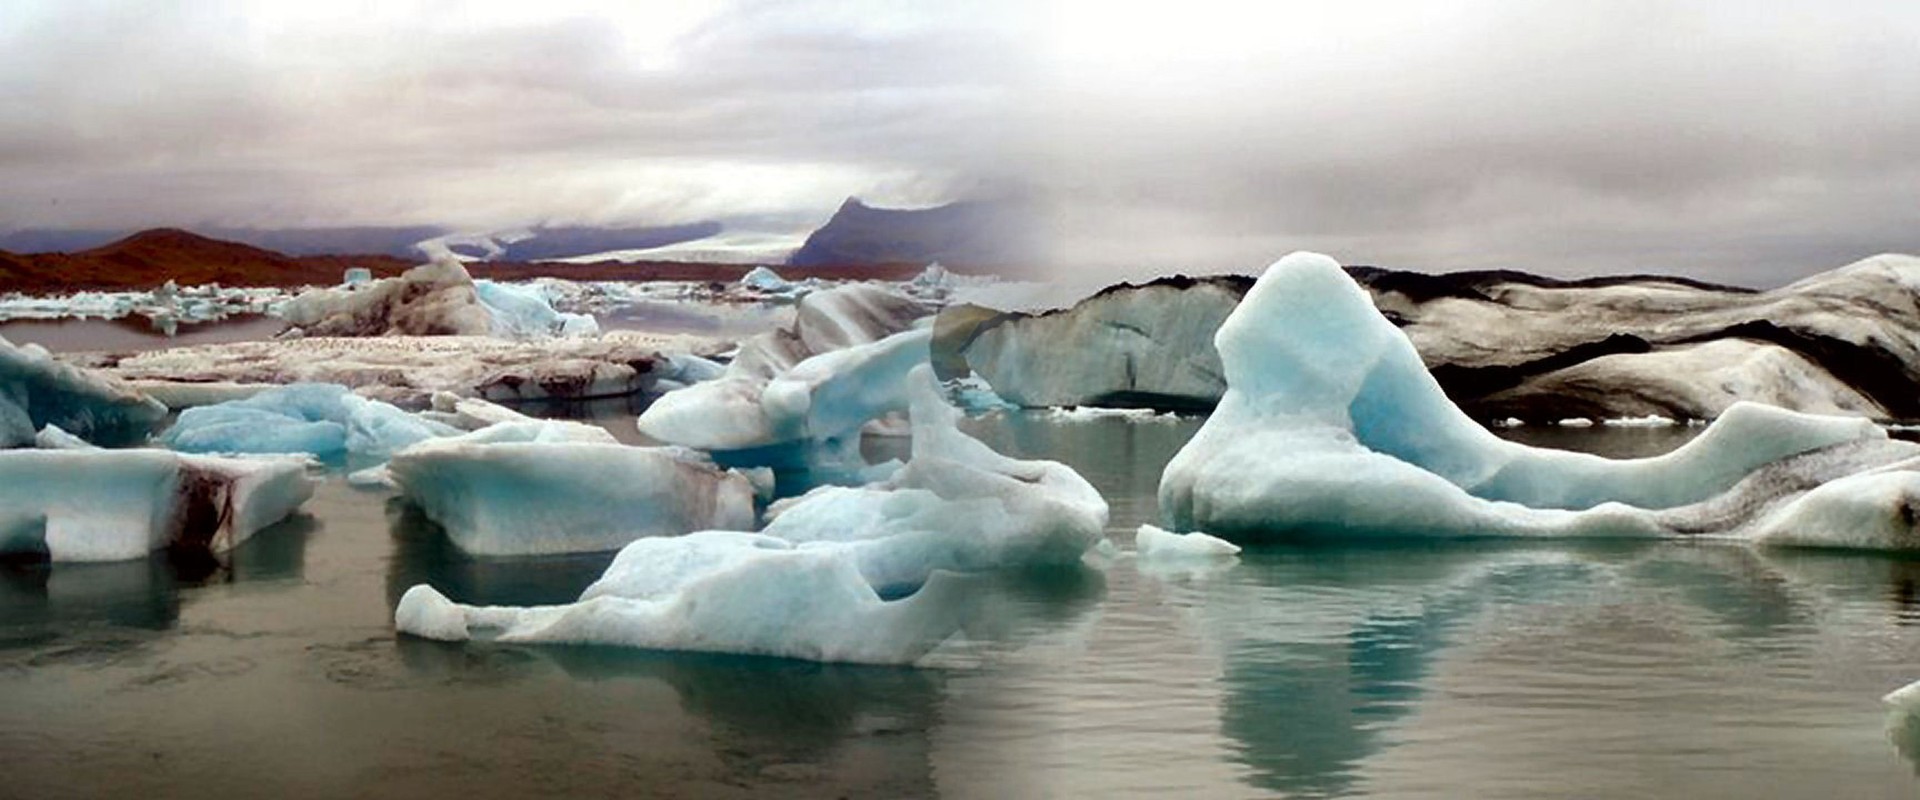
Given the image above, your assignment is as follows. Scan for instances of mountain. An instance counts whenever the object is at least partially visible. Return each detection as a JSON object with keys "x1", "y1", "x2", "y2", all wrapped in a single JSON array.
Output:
[
  {"x1": 787, "y1": 198, "x2": 1034, "y2": 269},
  {"x1": 0, "y1": 228, "x2": 937, "y2": 294},
  {"x1": 0, "y1": 223, "x2": 728, "y2": 262}
]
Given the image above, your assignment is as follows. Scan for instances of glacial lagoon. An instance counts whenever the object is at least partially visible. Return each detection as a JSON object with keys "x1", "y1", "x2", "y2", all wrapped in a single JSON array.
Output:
[{"x1": 6, "y1": 412, "x2": 1920, "y2": 798}]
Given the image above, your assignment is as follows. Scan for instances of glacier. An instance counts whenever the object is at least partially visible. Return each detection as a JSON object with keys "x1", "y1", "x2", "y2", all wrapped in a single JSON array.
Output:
[
  {"x1": 0, "y1": 449, "x2": 313, "y2": 561},
  {"x1": 387, "y1": 439, "x2": 758, "y2": 556},
  {"x1": 1158, "y1": 252, "x2": 1920, "y2": 548},
  {"x1": 394, "y1": 365, "x2": 1110, "y2": 663},
  {"x1": 2, "y1": 334, "x2": 169, "y2": 447}
]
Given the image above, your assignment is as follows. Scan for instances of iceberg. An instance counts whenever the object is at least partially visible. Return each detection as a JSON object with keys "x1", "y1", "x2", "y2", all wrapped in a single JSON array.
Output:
[
  {"x1": 1158, "y1": 252, "x2": 1920, "y2": 547},
  {"x1": 277, "y1": 255, "x2": 495, "y2": 337},
  {"x1": 1135, "y1": 524, "x2": 1241, "y2": 560},
  {"x1": 472, "y1": 279, "x2": 599, "y2": 338},
  {"x1": 739, "y1": 265, "x2": 796, "y2": 294},
  {"x1": 0, "y1": 449, "x2": 313, "y2": 561},
  {"x1": 1, "y1": 334, "x2": 168, "y2": 447},
  {"x1": 754, "y1": 365, "x2": 1110, "y2": 593},
  {"x1": 394, "y1": 365, "x2": 1110, "y2": 663},
  {"x1": 393, "y1": 538, "x2": 972, "y2": 663},
  {"x1": 953, "y1": 276, "x2": 1246, "y2": 410},
  {"x1": 159, "y1": 383, "x2": 461, "y2": 463},
  {"x1": 387, "y1": 439, "x2": 757, "y2": 556},
  {"x1": 637, "y1": 285, "x2": 934, "y2": 485}
]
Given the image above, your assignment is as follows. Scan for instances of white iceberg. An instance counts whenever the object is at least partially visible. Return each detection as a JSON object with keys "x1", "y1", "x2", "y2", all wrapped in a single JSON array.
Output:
[
  {"x1": 1158, "y1": 252, "x2": 1920, "y2": 547},
  {"x1": 1135, "y1": 524, "x2": 1241, "y2": 559},
  {"x1": 393, "y1": 537, "x2": 971, "y2": 662},
  {"x1": 388, "y1": 438, "x2": 756, "y2": 556},
  {"x1": 394, "y1": 365, "x2": 1110, "y2": 663},
  {"x1": 0, "y1": 449, "x2": 314, "y2": 561},
  {"x1": 1, "y1": 334, "x2": 168, "y2": 448}
]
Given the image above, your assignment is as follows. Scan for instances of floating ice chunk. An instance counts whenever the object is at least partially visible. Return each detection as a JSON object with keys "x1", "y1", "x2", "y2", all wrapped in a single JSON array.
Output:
[
  {"x1": 1603, "y1": 415, "x2": 1679, "y2": 427},
  {"x1": 1135, "y1": 524, "x2": 1241, "y2": 559},
  {"x1": 34, "y1": 424, "x2": 97, "y2": 450},
  {"x1": 388, "y1": 439, "x2": 755, "y2": 555},
  {"x1": 1159, "y1": 252, "x2": 1905, "y2": 542},
  {"x1": 342, "y1": 267, "x2": 373, "y2": 286},
  {"x1": 277, "y1": 255, "x2": 495, "y2": 337},
  {"x1": 758, "y1": 366, "x2": 1109, "y2": 592},
  {"x1": 1, "y1": 335, "x2": 168, "y2": 447},
  {"x1": 0, "y1": 449, "x2": 313, "y2": 561},
  {"x1": 739, "y1": 266, "x2": 793, "y2": 294},
  {"x1": 393, "y1": 535, "x2": 970, "y2": 663},
  {"x1": 1048, "y1": 406, "x2": 1177, "y2": 423},
  {"x1": 1556, "y1": 417, "x2": 1595, "y2": 427},
  {"x1": 159, "y1": 383, "x2": 461, "y2": 463},
  {"x1": 393, "y1": 365, "x2": 1109, "y2": 662},
  {"x1": 637, "y1": 327, "x2": 933, "y2": 481},
  {"x1": 472, "y1": 279, "x2": 599, "y2": 338}
]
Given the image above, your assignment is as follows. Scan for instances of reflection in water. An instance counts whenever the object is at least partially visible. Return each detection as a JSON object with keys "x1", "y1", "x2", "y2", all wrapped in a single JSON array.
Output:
[
  {"x1": 1216, "y1": 553, "x2": 1604, "y2": 797},
  {"x1": 401, "y1": 639, "x2": 945, "y2": 787},
  {"x1": 383, "y1": 497, "x2": 615, "y2": 609},
  {"x1": 0, "y1": 515, "x2": 316, "y2": 653},
  {"x1": 0, "y1": 557, "x2": 184, "y2": 646},
  {"x1": 1196, "y1": 543, "x2": 1920, "y2": 798}
]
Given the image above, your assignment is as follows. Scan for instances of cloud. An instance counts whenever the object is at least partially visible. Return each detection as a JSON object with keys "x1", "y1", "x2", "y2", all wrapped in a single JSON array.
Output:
[
  {"x1": 0, "y1": 0, "x2": 1025, "y2": 231},
  {"x1": 1018, "y1": 0, "x2": 1920, "y2": 283},
  {"x1": 0, "y1": 0, "x2": 1914, "y2": 283}
]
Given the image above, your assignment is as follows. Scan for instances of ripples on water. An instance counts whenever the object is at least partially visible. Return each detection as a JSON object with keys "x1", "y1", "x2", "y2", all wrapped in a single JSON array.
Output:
[{"x1": 6, "y1": 414, "x2": 1920, "y2": 798}]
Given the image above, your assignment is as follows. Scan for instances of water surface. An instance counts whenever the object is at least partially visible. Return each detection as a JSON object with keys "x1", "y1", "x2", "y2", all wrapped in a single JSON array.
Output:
[{"x1": 5, "y1": 415, "x2": 1920, "y2": 798}]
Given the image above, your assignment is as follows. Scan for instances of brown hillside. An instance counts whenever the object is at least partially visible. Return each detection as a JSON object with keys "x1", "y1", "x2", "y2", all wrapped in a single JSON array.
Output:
[{"x1": 0, "y1": 228, "x2": 945, "y2": 294}]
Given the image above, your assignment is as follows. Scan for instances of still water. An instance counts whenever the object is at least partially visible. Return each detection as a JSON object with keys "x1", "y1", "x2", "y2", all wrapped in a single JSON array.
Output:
[{"x1": 5, "y1": 414, "x2": 1920, "y2": 798}]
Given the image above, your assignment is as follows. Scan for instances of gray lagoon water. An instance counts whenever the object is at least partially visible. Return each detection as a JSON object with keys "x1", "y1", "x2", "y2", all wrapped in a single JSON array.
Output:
[{"x1": 6, "y1": 413, "x2": 1920, "y2": 798}]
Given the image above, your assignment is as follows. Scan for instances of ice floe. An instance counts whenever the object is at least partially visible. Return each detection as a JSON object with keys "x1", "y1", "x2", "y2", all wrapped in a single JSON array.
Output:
[
  {"x1": 1158, "y1": 252, "x2": 1920, "y2": 549},
  {"x1": 2, "y1": 334, "x2": 167, "y2": 447},
  {"x1": 394, "y1": 365, "x2": 1109, "y2": 663},
  {"x1": 0, "y1": 449, "x2": 313, "y2": 561}
]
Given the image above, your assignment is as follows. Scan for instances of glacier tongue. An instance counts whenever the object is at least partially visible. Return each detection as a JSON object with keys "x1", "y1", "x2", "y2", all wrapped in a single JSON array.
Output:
[
  {"x1": 1158, "y1": 252, "x2": 1920, "y2": 548},
  {"x1": 394, "y1": 365, "x2": 1111, "y2": 664}
]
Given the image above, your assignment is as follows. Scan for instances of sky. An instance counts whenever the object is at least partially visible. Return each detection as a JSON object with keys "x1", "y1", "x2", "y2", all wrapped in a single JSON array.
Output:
[{"x1": 1, "y1": 0, "x2": 1916, "y2": 284}]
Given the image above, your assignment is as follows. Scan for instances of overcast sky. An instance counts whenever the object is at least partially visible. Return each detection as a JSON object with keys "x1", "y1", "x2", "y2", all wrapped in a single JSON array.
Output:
[{"x1": 2, "y1": 0, "x2": 1916, "y2": 283}]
